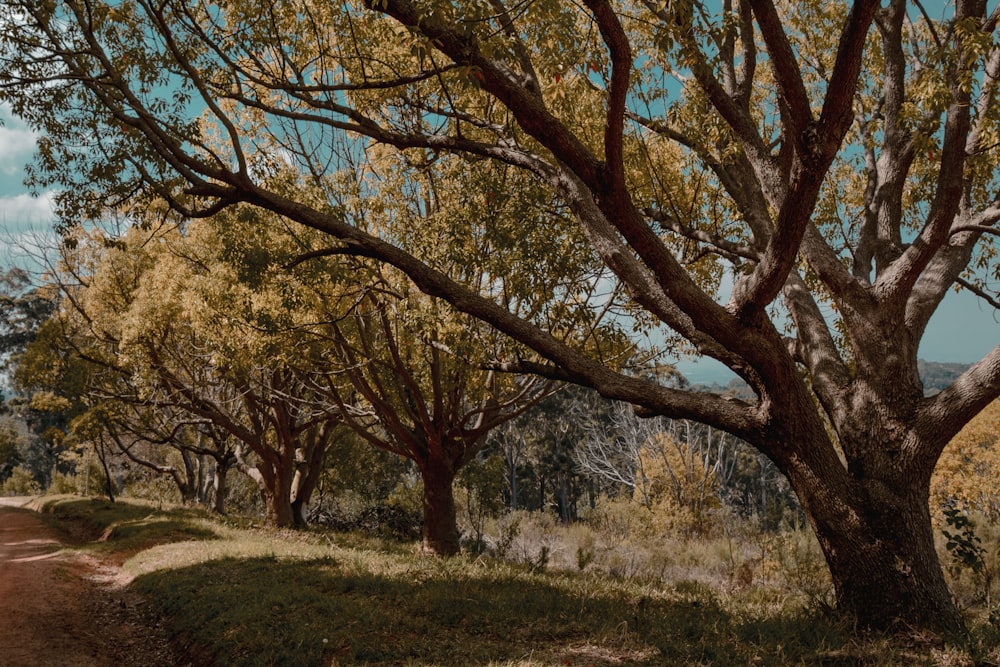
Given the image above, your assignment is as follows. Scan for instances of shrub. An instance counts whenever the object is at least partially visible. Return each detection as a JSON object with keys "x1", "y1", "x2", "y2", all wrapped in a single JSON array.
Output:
[
  {"x1": 457, "y1": 454, "x2": 506, "y2": 552},
  {"x1": 941, "y1": 507, "x2": 1000, "y2": 612},
  {"x1": 48, "y1": 471, "x2": 81, "y2": 495},
  {"x1": 308, "y1": 490, "x2": 423, "y2": 540},
  {"x1": 2, "y1": 466, "x2": 41, "y2": 495},
  {"x1": 122, "y1": 471, "x2": 182, "y2": 506},
  {"x1": 583, "y1": 494, "x2": 649, "y2": 545},
  {"x1": 485, "y1": 510, "x2": 523, "y2": 559},
  {"x1": 759, "y1": 529, "x2": 833, "y2": 610}
]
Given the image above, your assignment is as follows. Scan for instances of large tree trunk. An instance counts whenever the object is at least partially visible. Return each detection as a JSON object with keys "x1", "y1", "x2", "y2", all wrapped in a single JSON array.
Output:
[
  {"x1": 263, "y1": 487, "x2": 295, "y2": 528},
  {"x1": 248, "y1": 460, "x2": 296, "y2": 528},
  {"x1": 784, "y1": 432, "x2": 963, "y2": 633},
  {"x1": 420, "y1": 456, "x2": 460, "y2": 556},
  {"x1": 820, "y1": 487, "x2": 960, "y2": 633}
]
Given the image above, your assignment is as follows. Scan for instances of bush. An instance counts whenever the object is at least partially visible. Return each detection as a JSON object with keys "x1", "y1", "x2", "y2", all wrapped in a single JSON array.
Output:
[
  {"x1": 483, "y1": 509, "x2": 559, "y2": 566},
  {"x1": 2, "y1": 466, "x2": 41, "y2": 495},
  {"x1": 224, "y1": 470, "x2": 266, "y2": 517},
  {"x1": 758, "y1": 529, "x2": 833, "y2": 610},
  {"x1": 485, "y1": 510, "x2": 523, "y2": 559},
  {"x1": 583, "y1": 495, "x2": 649, "y2": 545},
  {"x1": 457, "y1": 455, "x2": 506, "y2": 551},
  {"x1": 122, "y1": 471, "x2": 182, "y2": 506},
  {"x1": 48, "y1": 471, "x2": 81, "y2": 495},
  {"x1": 308, "y1": 490, "x2": 422, "y2": 540},
  {"x1": 941, "y1": 508, "x2": 1000, "y2": 612}
]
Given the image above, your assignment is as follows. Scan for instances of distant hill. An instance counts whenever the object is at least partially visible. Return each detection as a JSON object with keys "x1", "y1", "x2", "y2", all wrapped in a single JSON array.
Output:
[
  {"x1": 918, "y1": 360, "x2": 972, "y2": 394},
  {"x1": 690, "y1": 360, "x2": 972, "y2": 398}
]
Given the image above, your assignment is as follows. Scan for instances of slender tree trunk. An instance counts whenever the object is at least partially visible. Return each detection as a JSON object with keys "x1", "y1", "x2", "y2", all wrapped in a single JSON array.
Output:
[
  {"x1": 557, "y1": 474, "x2": 570, "y2": 524},
  {"x1": 420, "y1": 456, "x2": 460, "y2": 556},
  {"x1": 509, "y1": 465, "x2": 519, "y2": 510},
  {"x1": 96, "y1": 440, "x2": 115, "y2": 503},
  {"x1": 177, "y1": 478, "x2": 198, "y2": 505},
  {"x1": 213, "y1": 462, "x2": 229, "y2": 514},
  {"x1": 179, "y1": 452, "x2": 198, "y2": 504},
  {"x1": 193, "y1": 454, "x2": 205, "y2": 503}
]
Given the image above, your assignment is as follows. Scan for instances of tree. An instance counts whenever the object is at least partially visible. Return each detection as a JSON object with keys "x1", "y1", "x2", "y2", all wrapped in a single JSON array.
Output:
[
  {"x1": 202, "y1": 144, "x2": 623, "y2": 553},
  {"x1": 0, "y1": 267, "x2": 57, "y2": 369},
  {"x1": 0, "y1": 419, "x2": 24, "y2": 485},
  {"x1": 77, "y1": 402, "x2": 238, "y2": 512},
  {"x1": 3, "y1": 0, "x2": 1000, "y2": 632},
  {"x1": 228, "y1": 158, "x2": 614, "y2": 553},
  {"x1": 36, "y1": 224, "x2": 342, "y2": 526},
  {"x1": 305, "y1": 279, "x2": 558, "y2": 553},
  {"x1": 10, "y1": 315, "x2": 90, "y2": 490},
  {"x1": 0, "y1": 268, "x2": 64, "y2": 489}
]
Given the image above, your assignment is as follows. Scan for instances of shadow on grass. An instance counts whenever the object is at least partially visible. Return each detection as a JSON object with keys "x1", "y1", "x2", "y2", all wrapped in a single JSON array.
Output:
[
  {"x1": 132, "y1": 557, "x2": 852, "y2": 667},
  {"x1": 35, "y1": 497, "x2": 218, "y2": 559}
]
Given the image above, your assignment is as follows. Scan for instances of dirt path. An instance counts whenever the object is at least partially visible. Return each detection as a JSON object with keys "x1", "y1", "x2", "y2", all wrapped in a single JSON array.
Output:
[{"x1": 0, "y1": 499, "x2": 182, "y2": 667}]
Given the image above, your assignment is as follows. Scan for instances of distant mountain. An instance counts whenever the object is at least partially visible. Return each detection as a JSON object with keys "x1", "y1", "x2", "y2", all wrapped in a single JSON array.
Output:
[{"x1": 689, "y1": 360, "x2": 972, "y2": 398}]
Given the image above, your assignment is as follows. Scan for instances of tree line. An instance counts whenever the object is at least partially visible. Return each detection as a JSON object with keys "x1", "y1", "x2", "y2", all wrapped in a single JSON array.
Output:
[
  {"x1": 0, "y1": 227, "x2": 797, "y2": 547},
  {"x1": 0, "y1": 0, "x2": 998, "y2": 633}
]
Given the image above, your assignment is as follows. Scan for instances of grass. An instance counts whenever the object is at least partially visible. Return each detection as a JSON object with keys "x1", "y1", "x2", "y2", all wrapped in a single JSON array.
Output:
[
  {"x1": 30, "y1": 496, "x2": 1000, "y2": 666},
  {"x1": 30, "y1": 495, "x2": 218, "y2": 564},
  {"x1": 132, "y1": 554, "x2": 859, "y2": 666}
]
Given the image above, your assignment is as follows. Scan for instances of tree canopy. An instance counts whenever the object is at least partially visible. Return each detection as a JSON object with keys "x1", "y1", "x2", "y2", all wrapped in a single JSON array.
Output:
[{"x1": 2, "y1": 0, "x2": 999, "y2": 632}]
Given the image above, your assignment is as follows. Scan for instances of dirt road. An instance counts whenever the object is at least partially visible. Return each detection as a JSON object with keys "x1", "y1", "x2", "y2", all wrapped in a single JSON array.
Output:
[{"x1": 0, "y1": 499, "x2": 181, "y2": 667}]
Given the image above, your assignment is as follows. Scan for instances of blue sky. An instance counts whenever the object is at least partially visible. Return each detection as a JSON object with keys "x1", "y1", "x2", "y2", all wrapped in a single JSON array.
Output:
[{"x1": 0, "y1": 104, "x2": 996, "y2": 383}]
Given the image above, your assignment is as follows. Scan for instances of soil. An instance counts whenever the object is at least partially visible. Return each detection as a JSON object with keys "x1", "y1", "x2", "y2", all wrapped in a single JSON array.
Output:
[{"x1": 0, "y1": 498, "x2": 185, "y2": 667}]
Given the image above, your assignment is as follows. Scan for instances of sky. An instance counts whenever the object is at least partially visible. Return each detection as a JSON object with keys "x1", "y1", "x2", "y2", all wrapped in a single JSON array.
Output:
[
  {"x1": 0, "y1": 103, "x2": 996, "y2": 385},
  {"x1": 0, "y1": 107, "x2": 56, "y2": 266}
]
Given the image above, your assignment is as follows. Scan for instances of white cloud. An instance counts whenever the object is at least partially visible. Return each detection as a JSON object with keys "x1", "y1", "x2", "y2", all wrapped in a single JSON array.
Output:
[
  {"x1": 0, "y1": 191, "x2": 55, "y2": 227},
  {"x1": 0, "y1": 124, "x2": 37, "y2": 174},
  {"x1": 0, "y1": 104, "x2": 39, "y2": 194}
]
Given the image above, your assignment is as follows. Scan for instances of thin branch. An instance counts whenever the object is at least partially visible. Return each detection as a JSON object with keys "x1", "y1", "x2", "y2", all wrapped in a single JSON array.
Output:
[{"x1": 956, "y1": 277, "x2": 1000, "y2": 309}]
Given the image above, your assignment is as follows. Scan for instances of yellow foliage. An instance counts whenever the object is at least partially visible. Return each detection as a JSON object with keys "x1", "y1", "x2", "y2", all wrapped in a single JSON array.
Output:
[
  {"x1": 633, "y1": 433, "x2": 721, "y2": 537},
  {"x1": 931, "y1": 400, "x2": 1000, "y2": 522},
  {"x1": 28, "y1": 390, "x2": 73, "y2": 414}
]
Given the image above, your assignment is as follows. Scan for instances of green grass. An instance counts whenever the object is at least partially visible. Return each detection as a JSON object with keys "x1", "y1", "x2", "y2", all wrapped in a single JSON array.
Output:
[
  {"x1": 31, "y1": 495, "x2": 218, "y2": 563},
  {"x1": 33, "y1": 497, "x2": 1000, "y2": 666},
  {"x1": 131, "y1": 554, "x2": 856, "y2": 666}
]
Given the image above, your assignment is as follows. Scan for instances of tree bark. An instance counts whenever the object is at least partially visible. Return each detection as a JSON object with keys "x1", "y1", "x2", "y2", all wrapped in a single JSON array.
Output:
[
  {"x1": 212, "y1": 462, "x2": 229, "y2": 515},
  {"x1": 784, "y1": 435, "x2": 963, "y2": 633},
  {"x1": 420, "y1": 456, "x2": 460, "y2": 556},
  {"x1": 823, "y1": 489, "x2": 960, "y2": 633},
  {"x1": 263, "y1": 487, "x2": 295, "y2": 528},
  {"x1": 248, "y1": 459, "x2": 296, "y2": 528}
]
